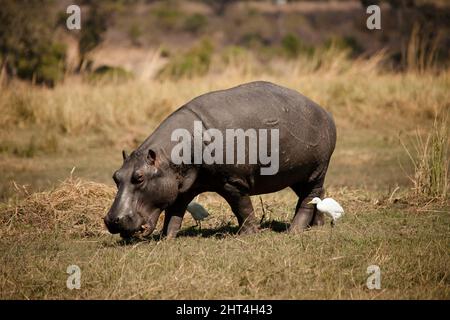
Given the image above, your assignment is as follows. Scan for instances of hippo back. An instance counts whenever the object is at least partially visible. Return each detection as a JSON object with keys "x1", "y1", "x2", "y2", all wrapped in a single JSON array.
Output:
[{"x1": 139, "y1": 81, "x2": 336, "y2": 194}]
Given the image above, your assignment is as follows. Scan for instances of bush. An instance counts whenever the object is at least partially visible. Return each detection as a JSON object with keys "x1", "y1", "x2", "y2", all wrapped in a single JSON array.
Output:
[
  {"x1": 0, "y1": 1, "x2": 66, "y2": 86},
  {"x1": 281, "y1": 33, "x2": 314, "y2": 58},
  {"x1": 324, "y1": 36, "x2": 363, "y2": 56},
  {"x1": 184, "y1": 14, "x2": 208, "y2": 34},
  {"x1": 128, "y1": 24, "x2": 142, "y2": 45},
  {"x1": 158, "y1": 39, "x2": 214, "y2": 79},
  {"x1": 240, "y1": 32, "x2": 268, "y2": 49},
  {"x1": 152, "y1": 4, "x2": 183, "y2": 31},
  {"x1": 16, "y1": 42, "x2": 66, "y2": 86},
  {"x1": 79, "y1": 4, "x2": 110, "y2": 61},
  {"x1": 160, "y1": 47, "x2": 171, "y2": 58}
]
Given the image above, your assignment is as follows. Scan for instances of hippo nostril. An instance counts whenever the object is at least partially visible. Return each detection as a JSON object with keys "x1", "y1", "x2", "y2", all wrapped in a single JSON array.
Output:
[{"x1": 114, "y1": 217, "x2": 121, "y2": 224}]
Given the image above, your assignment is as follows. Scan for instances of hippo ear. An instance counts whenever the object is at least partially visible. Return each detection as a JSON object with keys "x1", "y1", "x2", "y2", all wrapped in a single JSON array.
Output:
[
  {"x1": 147, "y1": 149, "x2": 156, "y2": 166},
  {"x1": 122, "y1": 150, "x2": 128, "y2": 162},
  {"x1": 179, "y1": 168, "x2": 197, "y2": 193}
]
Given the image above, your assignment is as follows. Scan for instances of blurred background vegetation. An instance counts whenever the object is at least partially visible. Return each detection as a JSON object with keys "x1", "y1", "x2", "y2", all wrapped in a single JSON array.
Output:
[
  {"x1": 0, "y1": 0, "x2": 449, "y2": 86},
  {"x1": 0, "y1": 0, "x2": 449, "y2": 200}
]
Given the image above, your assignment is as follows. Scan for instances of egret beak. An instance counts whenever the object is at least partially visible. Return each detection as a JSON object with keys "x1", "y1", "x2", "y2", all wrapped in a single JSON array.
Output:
[{"x1": 307, "y1": 200, "x2": 313, "y2": 205}]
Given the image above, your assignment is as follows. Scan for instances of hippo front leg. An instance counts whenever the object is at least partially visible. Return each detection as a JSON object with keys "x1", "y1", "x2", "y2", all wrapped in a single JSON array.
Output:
[
  {"x1": 163, "y1": 213, "x2": 184, "y2": 239},
  {"x1": 233, "y1": 196, "x2": 260, "y2": 235},
  {"x1": 163, "y1": 193, "x2": 196, "y2": 239},
  {"x1": 219, "y1": 185, "x2": 259, "y2": 235}
]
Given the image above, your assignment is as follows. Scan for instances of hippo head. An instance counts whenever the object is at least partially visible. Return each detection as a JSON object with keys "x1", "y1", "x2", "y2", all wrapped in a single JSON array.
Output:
[{"x1": 104, "y1": 148, "x2": 183, "y2": 238}]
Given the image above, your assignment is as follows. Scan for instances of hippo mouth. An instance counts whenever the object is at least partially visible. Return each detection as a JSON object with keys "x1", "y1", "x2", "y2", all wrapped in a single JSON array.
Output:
[
  {"x1": 120, "y1": 222, "x2": 155, "y2": 239},
  {"x1": 117, "y1": 207, "x2": 161, "y2": 239},
  {"x1": 138, "y1": 223, "x2": 154, "y2": 237}
]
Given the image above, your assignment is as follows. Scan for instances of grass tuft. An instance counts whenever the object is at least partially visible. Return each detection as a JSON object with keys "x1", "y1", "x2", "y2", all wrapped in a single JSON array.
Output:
[
  {"x1": 0, "y1": 176, "x2": 115, "y2": 238},
  {"x1": 401, "y1": 115, "x2": 449, "y2": 201}
]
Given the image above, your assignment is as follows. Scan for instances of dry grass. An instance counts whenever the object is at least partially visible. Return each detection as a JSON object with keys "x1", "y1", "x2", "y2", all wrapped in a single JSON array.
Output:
[
  {"x1": 0, "y1": 177, "x2": 448, "y2": 299},
  {"x1": 0, "y1": 52, "x2": 448, "y2": 140},
  {"x1": 401, "y1": 116, "x2": 449, "y2": 201},
  {"x1": 0, "y1": 176, "x2": 115, "y2": 238}
]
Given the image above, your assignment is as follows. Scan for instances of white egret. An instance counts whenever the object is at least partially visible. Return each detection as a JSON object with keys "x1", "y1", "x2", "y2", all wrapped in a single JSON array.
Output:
[
  {"x1": 307, "y1": 197, "x2": 344, "y2": 227},
  {"x1": 186, "y1": 201, "x2": 209, "y2": 228}
]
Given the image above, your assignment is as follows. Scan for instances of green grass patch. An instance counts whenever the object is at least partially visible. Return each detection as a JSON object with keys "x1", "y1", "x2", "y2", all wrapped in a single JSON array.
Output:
[{"x1": 0, "y1": 178, "x2": 448, "y2": 299}]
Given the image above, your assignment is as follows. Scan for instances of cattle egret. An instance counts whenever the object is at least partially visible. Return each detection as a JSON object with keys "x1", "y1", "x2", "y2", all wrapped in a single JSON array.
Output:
[
  {"x1": 307, "y1": 197, "x2": 344, "y2": 227},
  {"x1": 187, "y1": 201, "x2": 209, "y2": 227}
]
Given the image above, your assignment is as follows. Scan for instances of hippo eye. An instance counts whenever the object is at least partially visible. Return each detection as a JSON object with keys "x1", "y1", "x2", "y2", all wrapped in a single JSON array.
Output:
[{"x1": 131, "y1": 172, "x2": 144, "y2": 185}]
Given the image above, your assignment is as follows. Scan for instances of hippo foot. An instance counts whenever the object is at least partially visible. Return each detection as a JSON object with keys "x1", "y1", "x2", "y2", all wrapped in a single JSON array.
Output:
[
  {"x1": 238, "y1": 222, "x2": 260, "y2": 235},
  {"x1": 287, "y1": 225, "x2": 310, "y2": 234},
  {"x1": 165, "y1": 232, "x2": 178, "y2": 240},
  {"x1": 311, "y1": 211, "x2": 325, "y2": 226}
]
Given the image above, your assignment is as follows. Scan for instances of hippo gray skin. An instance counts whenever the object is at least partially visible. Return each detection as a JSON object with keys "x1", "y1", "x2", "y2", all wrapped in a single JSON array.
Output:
[{"x1": 104, "y1": 81, "x2": 336, "y2": 239}]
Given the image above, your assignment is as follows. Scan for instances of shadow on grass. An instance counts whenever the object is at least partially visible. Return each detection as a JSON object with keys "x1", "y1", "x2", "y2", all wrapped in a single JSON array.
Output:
[
  {"x1": 178, "y1": 223, "x2": 241, "y2": 238},
  {"x1": 108, "y1": 220, "x2": 291, "y2": 246},
  {"x1": 177, "y1": 220, "x2": 290, "y2": 238},
  {"x1": 261, "y1": 220, "x2": 290, "y2": 233}
]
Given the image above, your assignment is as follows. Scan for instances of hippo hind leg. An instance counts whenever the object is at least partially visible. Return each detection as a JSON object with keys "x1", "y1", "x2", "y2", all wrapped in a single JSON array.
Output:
[{"x1": 289, "y1": 181, "x2": 325, "y2": 233}]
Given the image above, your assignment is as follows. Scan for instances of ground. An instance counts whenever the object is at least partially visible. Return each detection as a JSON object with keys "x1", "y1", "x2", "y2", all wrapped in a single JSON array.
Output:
[
  {"x1": 1, "y1": 183, "x2": 448, "y2": 299},
  {"x1": 0, "y1": 66, "x2": 449, "y2": 299}
]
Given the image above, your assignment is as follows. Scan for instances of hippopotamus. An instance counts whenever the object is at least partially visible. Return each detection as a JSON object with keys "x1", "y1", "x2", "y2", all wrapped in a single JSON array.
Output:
[{"x1": 104, "y1": 81, "x2": 336, "y2": 238}]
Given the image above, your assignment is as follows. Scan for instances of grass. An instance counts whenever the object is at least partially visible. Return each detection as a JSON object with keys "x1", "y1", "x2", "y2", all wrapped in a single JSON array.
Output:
[
  {"x1": 0, "y1": 48, "x2": 449, "y2": 299},
  {"x1": 0, "y1": 178, "x2": 449, "y2": 299},
  {"x1": 401, "y1": 116, "x2": 449, "y2": 201},
  {"x1": 1, "y1": 60, "x2": 448, "y2": 137}
]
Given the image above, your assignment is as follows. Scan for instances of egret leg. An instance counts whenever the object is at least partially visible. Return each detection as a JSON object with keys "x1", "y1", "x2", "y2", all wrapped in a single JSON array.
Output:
[{"x1": 329, "y1": 223, "x2": 333, "y2": 241}]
